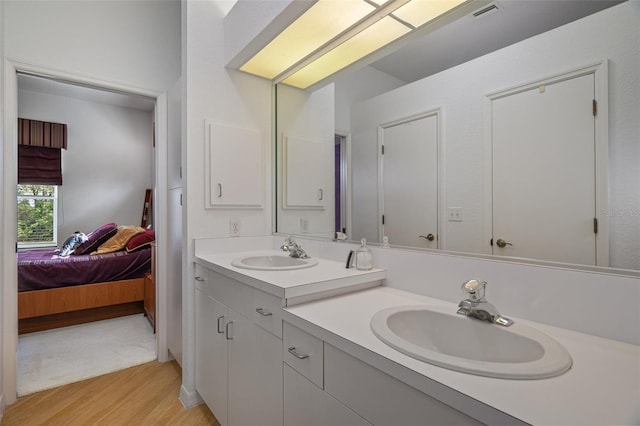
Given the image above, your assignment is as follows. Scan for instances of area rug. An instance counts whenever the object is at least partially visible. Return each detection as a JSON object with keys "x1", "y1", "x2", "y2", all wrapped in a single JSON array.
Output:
[{"x1": 17, "y1": 314, "x2": 156, "y2": 396}]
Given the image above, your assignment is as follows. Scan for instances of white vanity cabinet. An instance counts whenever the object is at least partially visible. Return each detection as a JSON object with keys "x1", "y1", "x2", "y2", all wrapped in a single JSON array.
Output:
[
  {"x1": 195, "y1": 265, "x2": 282, "y2": 426},
  {"x1": 283, "y1": 323, "x2": 371, "y2": 426},
  {"x1": 282, "y1": 320, "x2": 483, "y2": 426}
]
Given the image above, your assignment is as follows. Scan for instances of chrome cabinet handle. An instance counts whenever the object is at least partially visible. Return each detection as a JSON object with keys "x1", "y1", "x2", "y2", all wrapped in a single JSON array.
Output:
[
  {"x1": 287, "y1": 346, "x2": 309, "y2": 360},
  {"x1": 217, "y1": 183, "x2": 222, "y2": 198},
  {"x1": 217, "y1": 316, "x2": 225, "y2": 334},
  {"x1": 225, "y1": 321, "x2": 234, "y2": 340},
  {"x1": 195, "y1": 276, "x2": 205, "y2": 282},
  {"x1": 255, "y1": 308, "x2": 272, "y2": 317},
  {"x1": 318, "y1": 188, "x2": 323, "y2": 200},
  {"x1": 496, "y1": 238, "x2": 513, "y2": 248}
]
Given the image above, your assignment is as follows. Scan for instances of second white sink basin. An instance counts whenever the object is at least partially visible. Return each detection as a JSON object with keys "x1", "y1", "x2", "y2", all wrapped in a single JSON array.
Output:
[
  {"x1": 231, "y1": 255, "x2": 318, "y2": 271},
  {"x1": 371, "y1": 305, "x2": 572, "y2": 379}
]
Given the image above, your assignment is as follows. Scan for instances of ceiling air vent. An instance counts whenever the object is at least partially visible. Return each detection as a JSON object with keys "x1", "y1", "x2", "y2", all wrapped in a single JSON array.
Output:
[{"x1": 472, "y1": 2, "x2": 500, "y2": 18}]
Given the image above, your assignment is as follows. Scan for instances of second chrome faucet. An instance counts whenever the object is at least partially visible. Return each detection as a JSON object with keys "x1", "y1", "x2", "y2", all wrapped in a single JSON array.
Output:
[{"x1": 457, "y1": 279, "x2": 514, "y2": 327}]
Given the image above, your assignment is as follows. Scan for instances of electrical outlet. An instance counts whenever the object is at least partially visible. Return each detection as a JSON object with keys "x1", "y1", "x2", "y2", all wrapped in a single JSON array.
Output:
[
  {"x1": 300, "y1": 218, "x2": 309, "y2": 233},
  {"x1": 230, "y1": 219, "x2": 241, "y2": 237},
  {"x1": 448, "y1": 207, "x2": 463, "y2": 222}
]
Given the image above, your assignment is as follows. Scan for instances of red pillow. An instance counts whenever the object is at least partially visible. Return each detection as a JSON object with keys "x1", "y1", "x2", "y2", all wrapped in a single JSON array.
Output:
[
  {"x1": 126, "y1": 229, "x2": 155, "y2": 252},
  {"x1": 73, "y1": 223, "x2": 118, "y2": 255}
]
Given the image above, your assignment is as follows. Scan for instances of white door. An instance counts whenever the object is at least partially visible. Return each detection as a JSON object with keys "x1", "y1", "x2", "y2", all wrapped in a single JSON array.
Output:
[
  {"x1": 227, "y1": 311, "x2": 283, "y2": 426},
  {"x1": 194, "y1": 288, "x2": 228, "y2": 425},
  {"x1": 381, "y1": 113, "x2": 439, "y2": 248},
  {"x1": 492, "y1": 73, "x2": 596, "y2": 265}
]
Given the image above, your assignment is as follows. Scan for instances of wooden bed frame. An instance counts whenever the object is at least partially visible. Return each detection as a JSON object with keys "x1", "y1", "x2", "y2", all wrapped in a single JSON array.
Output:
[{"x1": 18, "y1": 278, "x2": 145, "y2": 334}]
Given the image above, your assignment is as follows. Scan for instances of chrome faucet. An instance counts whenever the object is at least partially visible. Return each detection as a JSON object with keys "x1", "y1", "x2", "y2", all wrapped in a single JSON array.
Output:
[
  {"x1": 280, "y1": 235, "x2": 309, "y2": 259},
  {"x1": 457, "y1": 280, "x2": 513, "y2": 327}
]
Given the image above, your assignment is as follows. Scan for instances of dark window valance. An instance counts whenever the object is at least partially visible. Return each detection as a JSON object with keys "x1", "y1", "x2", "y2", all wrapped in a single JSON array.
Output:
[
  {"x1": 18, "y1": 118, "x2": 67, "y2": 149},
  {"x1": 18, "y1": 145, "x2": 63, "y2": 185}
]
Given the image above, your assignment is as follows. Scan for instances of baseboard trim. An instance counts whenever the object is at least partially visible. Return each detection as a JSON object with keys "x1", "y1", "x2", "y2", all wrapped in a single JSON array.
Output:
[{"x1": 179, "y1": 385, "x2": 203, "y2": 409}]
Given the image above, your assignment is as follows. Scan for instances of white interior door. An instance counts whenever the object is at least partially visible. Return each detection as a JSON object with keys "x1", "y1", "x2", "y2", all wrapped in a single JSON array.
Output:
[
  {"x1": 381, "y1": 113, "x2": 439, "y2": 248},
  {"x1": 492, "y1": 73, "x2": 596, "y2": 265}
]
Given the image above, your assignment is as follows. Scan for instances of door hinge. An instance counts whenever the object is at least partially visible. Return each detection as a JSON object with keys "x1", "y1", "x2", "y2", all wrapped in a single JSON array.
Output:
[
  {"x1": 15, "y1": 242, "x2": 18, "y2": 253},
  {"x1": 593, "y1": 217, "x2": 598, "y2": 234},
  {"x1": 382, "y1": 214, "x2": 385, "y2": 225},
  {"x1": 592, "y1": 99, "x2": 597, "y2": 117},
  {"x1": 381, "y1": 145, "x2": 385, "y2": 155},
  {"x1": 180, "y1": 193, "x2": 183, "y2": 206},
  {"x1": 490, "y1": 238, "x2": 493, "y2": 247}
]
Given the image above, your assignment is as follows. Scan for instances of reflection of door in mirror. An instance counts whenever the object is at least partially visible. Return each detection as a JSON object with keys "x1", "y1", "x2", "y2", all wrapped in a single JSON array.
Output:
[
  {"x1": 335, "y1": 134, "x2": 348, "y2": 234},
  {"x1": 380, "y1": 112, "x2": 439, "y2": 249},
  {"x1": 491, "y1": 71, "x2": 601, "y2": 266}
]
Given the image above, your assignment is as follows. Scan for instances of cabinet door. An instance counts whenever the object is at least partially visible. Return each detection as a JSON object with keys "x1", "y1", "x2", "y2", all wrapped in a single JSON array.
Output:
[
  {"x1": 284, "y1": 364, "x2": 371, "y2": 426},
  {"x1": 283, "y1": 136, "x2": 328, "y2": 209},
  {"x1": 205, "y1": 121, "x2": 263, "y2": 208},
  {"x1": 195, "y1": 289, "x2": 228, "y2": 426},
  {"x1": 227, "y1": 310, "x2": 283, "y2": 426}
]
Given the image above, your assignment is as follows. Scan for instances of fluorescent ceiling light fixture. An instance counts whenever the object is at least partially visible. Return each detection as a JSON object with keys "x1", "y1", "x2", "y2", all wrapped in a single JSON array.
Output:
[
  {"x1": 239, "y1": 0, "x2": 469, "y2": 89},
  {"x1": 240, "y1": 0, "x2": 375, "y2": 80},
  {"x1": 281, "y1": 16, "x2": 410, "y2": 88}
]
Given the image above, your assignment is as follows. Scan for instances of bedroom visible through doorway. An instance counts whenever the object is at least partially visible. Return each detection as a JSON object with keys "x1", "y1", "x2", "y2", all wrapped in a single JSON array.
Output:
[{"x1": 15, "y1": 73, "x2": 158, "y2": 393}]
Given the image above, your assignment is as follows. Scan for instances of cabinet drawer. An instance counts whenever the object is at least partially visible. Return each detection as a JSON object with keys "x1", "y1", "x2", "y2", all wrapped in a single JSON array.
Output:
[
  {"x1": 283, "y1": 322, "x2": 324, "y2": 388},
  {"x1": 253, "y1": 289, "x2": 283, "y2": 338}
]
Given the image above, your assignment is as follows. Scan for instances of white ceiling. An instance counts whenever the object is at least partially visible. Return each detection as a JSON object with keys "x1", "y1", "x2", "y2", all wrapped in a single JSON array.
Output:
[
  {"x1": 370, "y1": 0, "x2": 625, "y2": 84},
  {"x1": 17, "y1": 73, "x2": 156, "y2": 112}
]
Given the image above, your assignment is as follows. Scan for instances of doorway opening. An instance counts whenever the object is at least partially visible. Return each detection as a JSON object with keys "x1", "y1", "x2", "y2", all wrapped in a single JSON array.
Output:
[
  {"x1": 14, "y1": 72, "x2": 158, "y2": 396},
  {"x1": 334, "y1": 133, "x2": 348, "y2": 235}
]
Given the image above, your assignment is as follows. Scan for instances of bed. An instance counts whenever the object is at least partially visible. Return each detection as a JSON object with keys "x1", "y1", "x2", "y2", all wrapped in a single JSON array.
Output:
[{"x1": 17, "y1": 223, "x2": 155, "y2": 334}]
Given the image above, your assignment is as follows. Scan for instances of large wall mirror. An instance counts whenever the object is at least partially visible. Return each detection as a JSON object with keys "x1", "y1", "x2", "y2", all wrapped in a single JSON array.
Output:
[{"x1": 275, "y1": 0, "x2": 639, "y2": 272}]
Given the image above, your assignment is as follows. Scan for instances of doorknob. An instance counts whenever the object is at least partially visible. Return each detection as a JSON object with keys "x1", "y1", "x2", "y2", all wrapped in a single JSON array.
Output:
[
  {"x1": 419, "y1": 234, "x2": 435, "y2": 241},
  {"x1": 496, "y1": 238, "x2": 513, "y2": 248}
]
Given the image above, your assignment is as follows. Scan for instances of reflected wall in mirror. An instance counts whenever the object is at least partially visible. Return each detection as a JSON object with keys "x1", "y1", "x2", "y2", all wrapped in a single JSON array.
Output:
[{"x1": 275, "y1": 1, "x2": 640, "y2": 271}]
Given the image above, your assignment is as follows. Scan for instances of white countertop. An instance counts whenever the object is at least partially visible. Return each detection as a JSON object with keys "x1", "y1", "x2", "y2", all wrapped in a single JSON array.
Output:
[
  {"x1": 283, "y1": 286, "x2": 640, "y2": 425},
  {"x1": 194, "y1": 250, "x2": 386, "y2": 302}
]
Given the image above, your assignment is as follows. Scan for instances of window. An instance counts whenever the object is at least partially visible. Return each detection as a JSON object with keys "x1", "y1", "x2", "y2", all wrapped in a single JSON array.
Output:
[{"x1": 17, "y1": 185, "x2": 58, "y2": 248}]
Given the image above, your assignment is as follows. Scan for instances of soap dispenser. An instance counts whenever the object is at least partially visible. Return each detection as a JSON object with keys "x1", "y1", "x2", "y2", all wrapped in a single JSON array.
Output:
[{"x1": 355, "y1": 238, "x2": 373, "y2": 270}]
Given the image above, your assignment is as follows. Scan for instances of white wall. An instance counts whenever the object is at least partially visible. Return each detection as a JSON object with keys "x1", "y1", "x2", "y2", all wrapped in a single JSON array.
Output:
[
  {"x1": 335, "y1": 65, "x2": 405, "y2": 133},
  {"x1": 18, "y1": 89, "x2": 153, "y2": 244},
  {"x1": 180, "y1": 0, "x2": 273, "y2": 407},
  {"x1": 351, "y1": 1, "x2": 640, "y2": 269},
  {"x1": 4, "y1": 0, "x2": 180, "y2": 93}
]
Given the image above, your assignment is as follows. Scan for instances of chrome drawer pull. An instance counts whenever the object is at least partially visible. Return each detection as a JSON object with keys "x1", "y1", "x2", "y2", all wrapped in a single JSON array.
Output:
[
  {"x1": 217, "y1": 316, "x2": 225, "y2": 334},
  {"x1": 287, "y1": 346, "x2": 309, "y2": 360},
  {"x1": 225, "y1": 321, "x2": 234, "y2": 340},
  {"x1": 255, "y1": 308, "x2": 272, "y2": 317}
]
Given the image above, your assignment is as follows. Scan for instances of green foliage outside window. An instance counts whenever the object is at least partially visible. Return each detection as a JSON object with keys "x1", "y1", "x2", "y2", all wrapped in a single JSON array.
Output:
[{"x1": 17, "y1": 185, "x2": 57, "y2": 246}]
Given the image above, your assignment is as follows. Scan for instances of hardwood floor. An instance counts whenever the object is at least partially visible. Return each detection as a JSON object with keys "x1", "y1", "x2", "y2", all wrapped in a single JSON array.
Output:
[{"x1": 2, "y1": 361, "x2": 219, "y2": 425}]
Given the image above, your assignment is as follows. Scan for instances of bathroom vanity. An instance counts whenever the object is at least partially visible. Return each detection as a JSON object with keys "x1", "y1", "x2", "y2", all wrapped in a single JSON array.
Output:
[
  {"x1": 194, "y1": 248, "x2": 385, "y2": 426},
  {"x1": 194, "y1": 246, "x2": 640, "y2": 426}
]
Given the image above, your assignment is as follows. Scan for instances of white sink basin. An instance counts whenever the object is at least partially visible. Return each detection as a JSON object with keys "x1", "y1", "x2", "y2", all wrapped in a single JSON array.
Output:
[
  {"x1": 370, "y1": 305, "x2": 572, "y2": 379},
  {"x1": 231, "y1": 255, "x2": 319, "y2": 271}
]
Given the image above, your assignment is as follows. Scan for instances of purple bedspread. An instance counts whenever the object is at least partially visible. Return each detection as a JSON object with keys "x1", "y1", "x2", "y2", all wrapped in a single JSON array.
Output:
[{"x1": 18, "y1": 248, "x2": 151, "y2": 292}]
